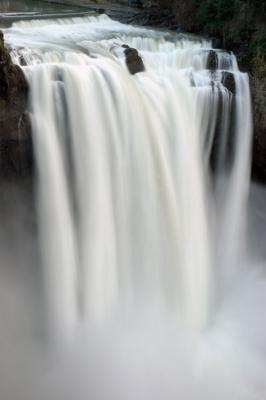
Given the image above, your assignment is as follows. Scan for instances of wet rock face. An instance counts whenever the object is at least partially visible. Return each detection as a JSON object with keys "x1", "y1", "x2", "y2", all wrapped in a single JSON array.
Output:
[
  {"x1": 123, "y1": 45, "x2": 145, "y2": 74},
  {"x1": 251, "y1": 76, "x2": 266, "y2": 182},
  {"x1": 0, "y1": 31, "x2": 32, "y2": 179},
  {"x1": 222, "y1": 71, "x2": 236, "y2": 95},
  {"x1": 207, "y1": 50, "x2": 218, "y2": 71}
]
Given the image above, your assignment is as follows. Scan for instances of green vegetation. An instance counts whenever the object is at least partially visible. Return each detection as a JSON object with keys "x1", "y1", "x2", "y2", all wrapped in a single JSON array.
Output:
[
  {"x1": 196, "y1": 0, "x2": 240, "y2": 29},
  {"x1": 196, "y1": 0, "x2": 265, "y2": 75},
  {"x1": 154, "y1": 0, "x2": 266, "y2": 76}
]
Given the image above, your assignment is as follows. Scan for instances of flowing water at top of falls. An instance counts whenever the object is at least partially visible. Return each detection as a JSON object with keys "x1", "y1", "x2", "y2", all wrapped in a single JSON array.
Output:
[
  {"x1": 0, "y1": 0, "x2": 90, "y2": 27},
  {"x1": 2, "y1": 14, "x2": 266, "y2": 400}
]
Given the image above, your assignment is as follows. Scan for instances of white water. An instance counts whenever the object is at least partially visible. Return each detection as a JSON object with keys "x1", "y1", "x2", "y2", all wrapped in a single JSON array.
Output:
[{"x1": 2, "y1": 14, "x2": 266, "y2": 400}]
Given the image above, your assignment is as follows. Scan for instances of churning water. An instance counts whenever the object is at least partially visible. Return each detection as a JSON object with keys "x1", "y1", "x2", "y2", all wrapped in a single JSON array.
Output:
[{"x1": 1, "y1": 14, "x2": 266, "y2": 400}]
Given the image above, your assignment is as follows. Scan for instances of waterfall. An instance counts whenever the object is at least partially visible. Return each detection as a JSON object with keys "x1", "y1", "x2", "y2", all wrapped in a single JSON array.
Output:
[
  {"x1": 5, "y1": 15, "x2": 252, "y2": 337},
  {"x1": 3, "y1": 12, "x2": 266, "y2": 400}
]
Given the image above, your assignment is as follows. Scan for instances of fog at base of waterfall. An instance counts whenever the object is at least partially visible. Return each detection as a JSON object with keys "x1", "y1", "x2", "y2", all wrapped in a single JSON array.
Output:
[
  {"x1": 0, "y1": 242, "x2": 266, "y2": 400},
  {"x1": 1, "y1": 13, "x2": 266, "y2": 400}
]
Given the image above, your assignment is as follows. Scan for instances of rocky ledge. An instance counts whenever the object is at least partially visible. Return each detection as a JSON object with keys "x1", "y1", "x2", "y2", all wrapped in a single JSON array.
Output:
[{"x1": 0, "y1": 31, "x2": 32, "y2": 180}]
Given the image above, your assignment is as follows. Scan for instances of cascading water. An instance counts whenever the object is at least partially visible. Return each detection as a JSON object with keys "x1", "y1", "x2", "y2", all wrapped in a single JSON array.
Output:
[{"x1": 2, "y1": 13, "x2": 266, "y2": 400}]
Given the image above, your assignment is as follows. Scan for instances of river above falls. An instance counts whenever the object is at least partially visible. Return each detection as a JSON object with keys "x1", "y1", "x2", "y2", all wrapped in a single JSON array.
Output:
[
  {"x1": 0, "y1": 0, "x2": 95, "y2": 28},
  {"x1": 0, "y1": 0, "x2": 142, "y2": 28}
]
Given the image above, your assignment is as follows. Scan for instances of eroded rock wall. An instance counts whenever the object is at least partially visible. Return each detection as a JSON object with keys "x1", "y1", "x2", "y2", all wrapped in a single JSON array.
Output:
[
  {"x1": 251, "y1": 76, "x2": 266, "y2": 182},
  {"x1": 0, "y1": 31, "x2": 32, "y2": 179}
]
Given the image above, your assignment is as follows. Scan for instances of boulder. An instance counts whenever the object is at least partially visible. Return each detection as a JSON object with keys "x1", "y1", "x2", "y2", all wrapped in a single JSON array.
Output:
[
  {"x1": 123, "y1": 45, "x2": 145, "y2": 74},
  {"x1": 222, "y1": 71, "x2": 236, "y2": 95}
]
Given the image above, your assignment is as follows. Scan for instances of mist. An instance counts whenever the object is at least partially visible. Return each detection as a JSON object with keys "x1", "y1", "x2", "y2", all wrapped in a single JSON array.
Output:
[{"x1": 0, "y1": 182, "x2": 265, "y2": 400}]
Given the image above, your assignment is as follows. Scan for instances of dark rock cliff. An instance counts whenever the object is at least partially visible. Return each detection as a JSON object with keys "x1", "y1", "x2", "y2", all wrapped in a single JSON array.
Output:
[
  {"x1": 0, "y1": 31, "x2": 32, "y2": 180},
  {"x1": 251, "y1": 76, "x2": 266, "y2": 182}
]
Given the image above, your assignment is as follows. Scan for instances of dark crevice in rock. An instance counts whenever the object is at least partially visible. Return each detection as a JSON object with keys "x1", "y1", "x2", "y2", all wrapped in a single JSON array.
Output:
[
  {"x1": 210, "y1": 89, "x2": 236, "y2": 173},
  {"x1": 207, "y1": 50, "x2": 218, "y2": 71}
]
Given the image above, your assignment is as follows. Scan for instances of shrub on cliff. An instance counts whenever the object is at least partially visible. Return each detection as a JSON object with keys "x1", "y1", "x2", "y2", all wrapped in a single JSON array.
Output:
[
  {"x1": 151, "y1": 0, "x2": 265, "y2": 76},
  {"x1": 195, "y1": 0, "x2": 241, "y2": 45},
  {"x1": 196, "y1": 0, "x2": 240, "y2": 27}
]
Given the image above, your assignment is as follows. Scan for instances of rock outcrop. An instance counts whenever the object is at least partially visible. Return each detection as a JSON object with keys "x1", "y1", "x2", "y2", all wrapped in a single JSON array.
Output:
[
  {"x1": 0, "y1": 31, "x2": 32, "y2": 179},
  {"x1": 206, "y1": 50, "x2": 218, "y2": 71},
  {"x1": 122, "y1": 45, "x2": 145, "y2": 74},
  {"x1": 222, "y1": 71, "x2": 236, "y2": 96}
]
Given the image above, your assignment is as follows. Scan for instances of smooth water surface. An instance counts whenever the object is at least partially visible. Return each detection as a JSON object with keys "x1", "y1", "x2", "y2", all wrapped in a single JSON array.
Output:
[{"x1": 0, "y1": 0, "x2": 92, "y2": 27}]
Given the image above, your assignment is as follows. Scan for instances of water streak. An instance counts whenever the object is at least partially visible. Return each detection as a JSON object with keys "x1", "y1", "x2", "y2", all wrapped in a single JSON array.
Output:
[{"x1": 5, "y1": 14, "x2": 253, "y2": 335}]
